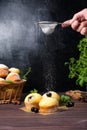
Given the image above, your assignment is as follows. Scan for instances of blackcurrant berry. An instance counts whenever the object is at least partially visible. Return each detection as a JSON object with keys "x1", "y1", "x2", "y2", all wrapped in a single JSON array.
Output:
[
  {"x1": 31, "y1": 107, "x2": 39, "y2": 113},
  {"x1": 66, "y1": 102, "x2": 74, "y2": 107},
  {"x1": 34, "y1": 108, "x2": 39, "y2": 113},
  {"x1": 46, "y1": 93, "x2": 52, "y2": 97},
  {"x1": 31, "y1": 107, "x2": 35, "y2": 112}
]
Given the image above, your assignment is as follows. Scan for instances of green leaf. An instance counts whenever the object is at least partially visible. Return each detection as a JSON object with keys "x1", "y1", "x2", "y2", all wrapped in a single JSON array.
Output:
[
  {"x1": 30, "y1": 88, "x2": 38, "y2": 93},
  {"x1": 60, "y1": 95, "x2": 71, "y2": 105},
  {"x1": 5, "y1": 80, "x2": 14, "y2": 84},
  {"x1": 22, "y1": 67, "x2": 31, "y2": 80}
]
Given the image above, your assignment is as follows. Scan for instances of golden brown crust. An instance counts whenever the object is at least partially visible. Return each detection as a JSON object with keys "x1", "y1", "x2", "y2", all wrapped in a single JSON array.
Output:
[
  {"x1": 0, "y1": 78, "x2": 6, "y2": 84},
  {"x1": 6, "y1": 72, "x2": 21, "y2": 82},
  {"x1": 0, "y1": 64, "x2": 9, "y2": 78},
  {"x1": 39, "y1": 97, "x2": 59, "y2": 113},
  {"x1": 39, "y1": 97, "x2": 59, "y2": 107}
]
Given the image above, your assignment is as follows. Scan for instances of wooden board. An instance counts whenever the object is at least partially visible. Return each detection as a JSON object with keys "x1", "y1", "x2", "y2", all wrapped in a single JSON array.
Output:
[{"x1": 0, "y1": 100, "x2": 87, "y2": 130}]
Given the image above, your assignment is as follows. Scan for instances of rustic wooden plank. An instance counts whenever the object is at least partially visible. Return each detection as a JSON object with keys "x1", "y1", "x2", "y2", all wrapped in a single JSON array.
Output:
[
  {"x1": 0, "y1": 101, "x2": 87, "y2": 130},
  {"x1": 0, "y1": 126, "x2": 87, "y2": 130}
]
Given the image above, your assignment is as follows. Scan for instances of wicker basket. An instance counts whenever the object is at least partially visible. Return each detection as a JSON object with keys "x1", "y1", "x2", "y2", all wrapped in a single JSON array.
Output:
[{"x1": 0, "y1": 80, "x2": 26, "y2": 104}]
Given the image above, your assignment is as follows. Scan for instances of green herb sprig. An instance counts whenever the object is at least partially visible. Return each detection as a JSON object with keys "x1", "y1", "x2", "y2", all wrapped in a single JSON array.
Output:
[
  {"x1": 30, "y1": 88, "x2": 38, "y2": 93},
  {"x1": 65, "y1": 37, "x2": 87, "y2": 87},
  {"x1": 21, "y1": 67, "x2": 31, "y2": 81},
  {"x1": 60, "y1": 95, "x2": 71, "y2": 105}
]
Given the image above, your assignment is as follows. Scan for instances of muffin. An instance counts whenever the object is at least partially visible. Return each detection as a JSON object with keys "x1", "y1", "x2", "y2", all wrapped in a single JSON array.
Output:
[
  {"x1": 0, "y1": 64, "x2": 9, "y2": 78},
  {"x1": 9, "y1": 67, "x2": 20, "y2": 74},
  {"x1": 39, "y1": 97, "x2": 59, "y2": 113},
  {"x1": 24, "y1": 93, "x2": 42, "y2": 111},
  {"x1": 0, "y1": 78, "x2": 6, "y2": 84},
  {"x1": 42, "y1": 91, "x2": 60, "y2": 101},
  {"x1": 6, "y1": 72, "x2": 21, "y2": 82}
]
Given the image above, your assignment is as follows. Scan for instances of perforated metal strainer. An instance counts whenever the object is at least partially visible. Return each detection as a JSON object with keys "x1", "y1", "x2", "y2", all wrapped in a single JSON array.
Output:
[{"x1": 38, "y1": 21, "x2": 62, "y2": 35}]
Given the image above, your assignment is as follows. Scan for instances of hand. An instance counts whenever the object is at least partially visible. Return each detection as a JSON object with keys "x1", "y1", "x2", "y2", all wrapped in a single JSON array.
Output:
[{"x1": 62, "y1": 8, "x2": 87, "y2": 35}]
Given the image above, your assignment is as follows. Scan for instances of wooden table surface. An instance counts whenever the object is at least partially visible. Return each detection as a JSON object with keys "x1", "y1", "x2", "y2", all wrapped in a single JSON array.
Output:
[{"x1": 0, "y1": 100, "x2": 87, "y2": 130}]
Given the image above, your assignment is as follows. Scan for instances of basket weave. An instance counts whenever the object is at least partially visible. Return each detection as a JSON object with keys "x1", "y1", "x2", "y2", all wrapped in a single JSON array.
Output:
[{"x1": 0, "y1": 80, "x2": 26, "y2": 104}]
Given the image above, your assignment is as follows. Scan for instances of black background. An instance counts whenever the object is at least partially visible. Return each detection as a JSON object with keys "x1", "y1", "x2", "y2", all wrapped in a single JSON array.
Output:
[{"x1": 0, "y1": 0, "x2": 87, "y2": 93}]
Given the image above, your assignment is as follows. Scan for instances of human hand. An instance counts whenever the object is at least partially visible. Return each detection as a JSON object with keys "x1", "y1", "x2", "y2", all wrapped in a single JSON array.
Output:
[{"x1": 62, "y1": 8, "x2": 87, "y2": 35}]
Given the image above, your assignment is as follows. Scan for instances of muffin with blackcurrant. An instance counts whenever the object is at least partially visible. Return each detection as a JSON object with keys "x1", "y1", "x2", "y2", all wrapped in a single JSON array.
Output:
[
  {"x1": 42, "y1": 91, "x2": 60, "y2": 101},
  {"x1": 24, "y1": 93, "x2": 42, "y2": 112}
]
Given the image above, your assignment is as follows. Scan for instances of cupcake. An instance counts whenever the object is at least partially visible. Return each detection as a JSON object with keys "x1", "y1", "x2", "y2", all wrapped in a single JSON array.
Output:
[
  {"x1": 24, "y1": 93, "x2": 42, "y2": 112},
  {"x1": 39, "y1": 97, "x2": 59, "y2": 113},
  {"x1": 42, "y1": 91, "x2": 60, "y2": 101},
  {"x1": 0, "y1": 64, "x2": 9, "y2": 78}
]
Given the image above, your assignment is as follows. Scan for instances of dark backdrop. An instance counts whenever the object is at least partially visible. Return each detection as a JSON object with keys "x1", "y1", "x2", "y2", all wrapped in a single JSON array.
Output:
[{"x1": 0, "y1": 0, "x2": 87, "y2": 93}]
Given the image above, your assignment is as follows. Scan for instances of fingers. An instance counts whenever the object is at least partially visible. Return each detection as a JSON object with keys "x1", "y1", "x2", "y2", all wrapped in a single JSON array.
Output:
[
  {"x1": 61, "y1": 19, "x2": 72, "y2": 27},
  {"x1": 80, "y1": 27, "x2": 87, "y2": 35},
  {"x1": 62, "y1": 18, "x2": 87, "y2": 35},
  {"x1": 76, "y1": 21, "x2": 87, "y2": 32},
  {"x1": 61, "y1": 8, "x2": 87, "y2": 35},
  {"x1": 72, "y1": 21, "x2": 87, "y2": 35},
  {"x1": 71, "y1": 20, "x2": 80, "y2": 30}
]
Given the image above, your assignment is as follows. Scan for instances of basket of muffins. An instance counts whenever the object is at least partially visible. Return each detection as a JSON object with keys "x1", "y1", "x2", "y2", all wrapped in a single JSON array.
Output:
[{"x1": 0, "y1": 64, "x2": 28, "y2": 104}]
